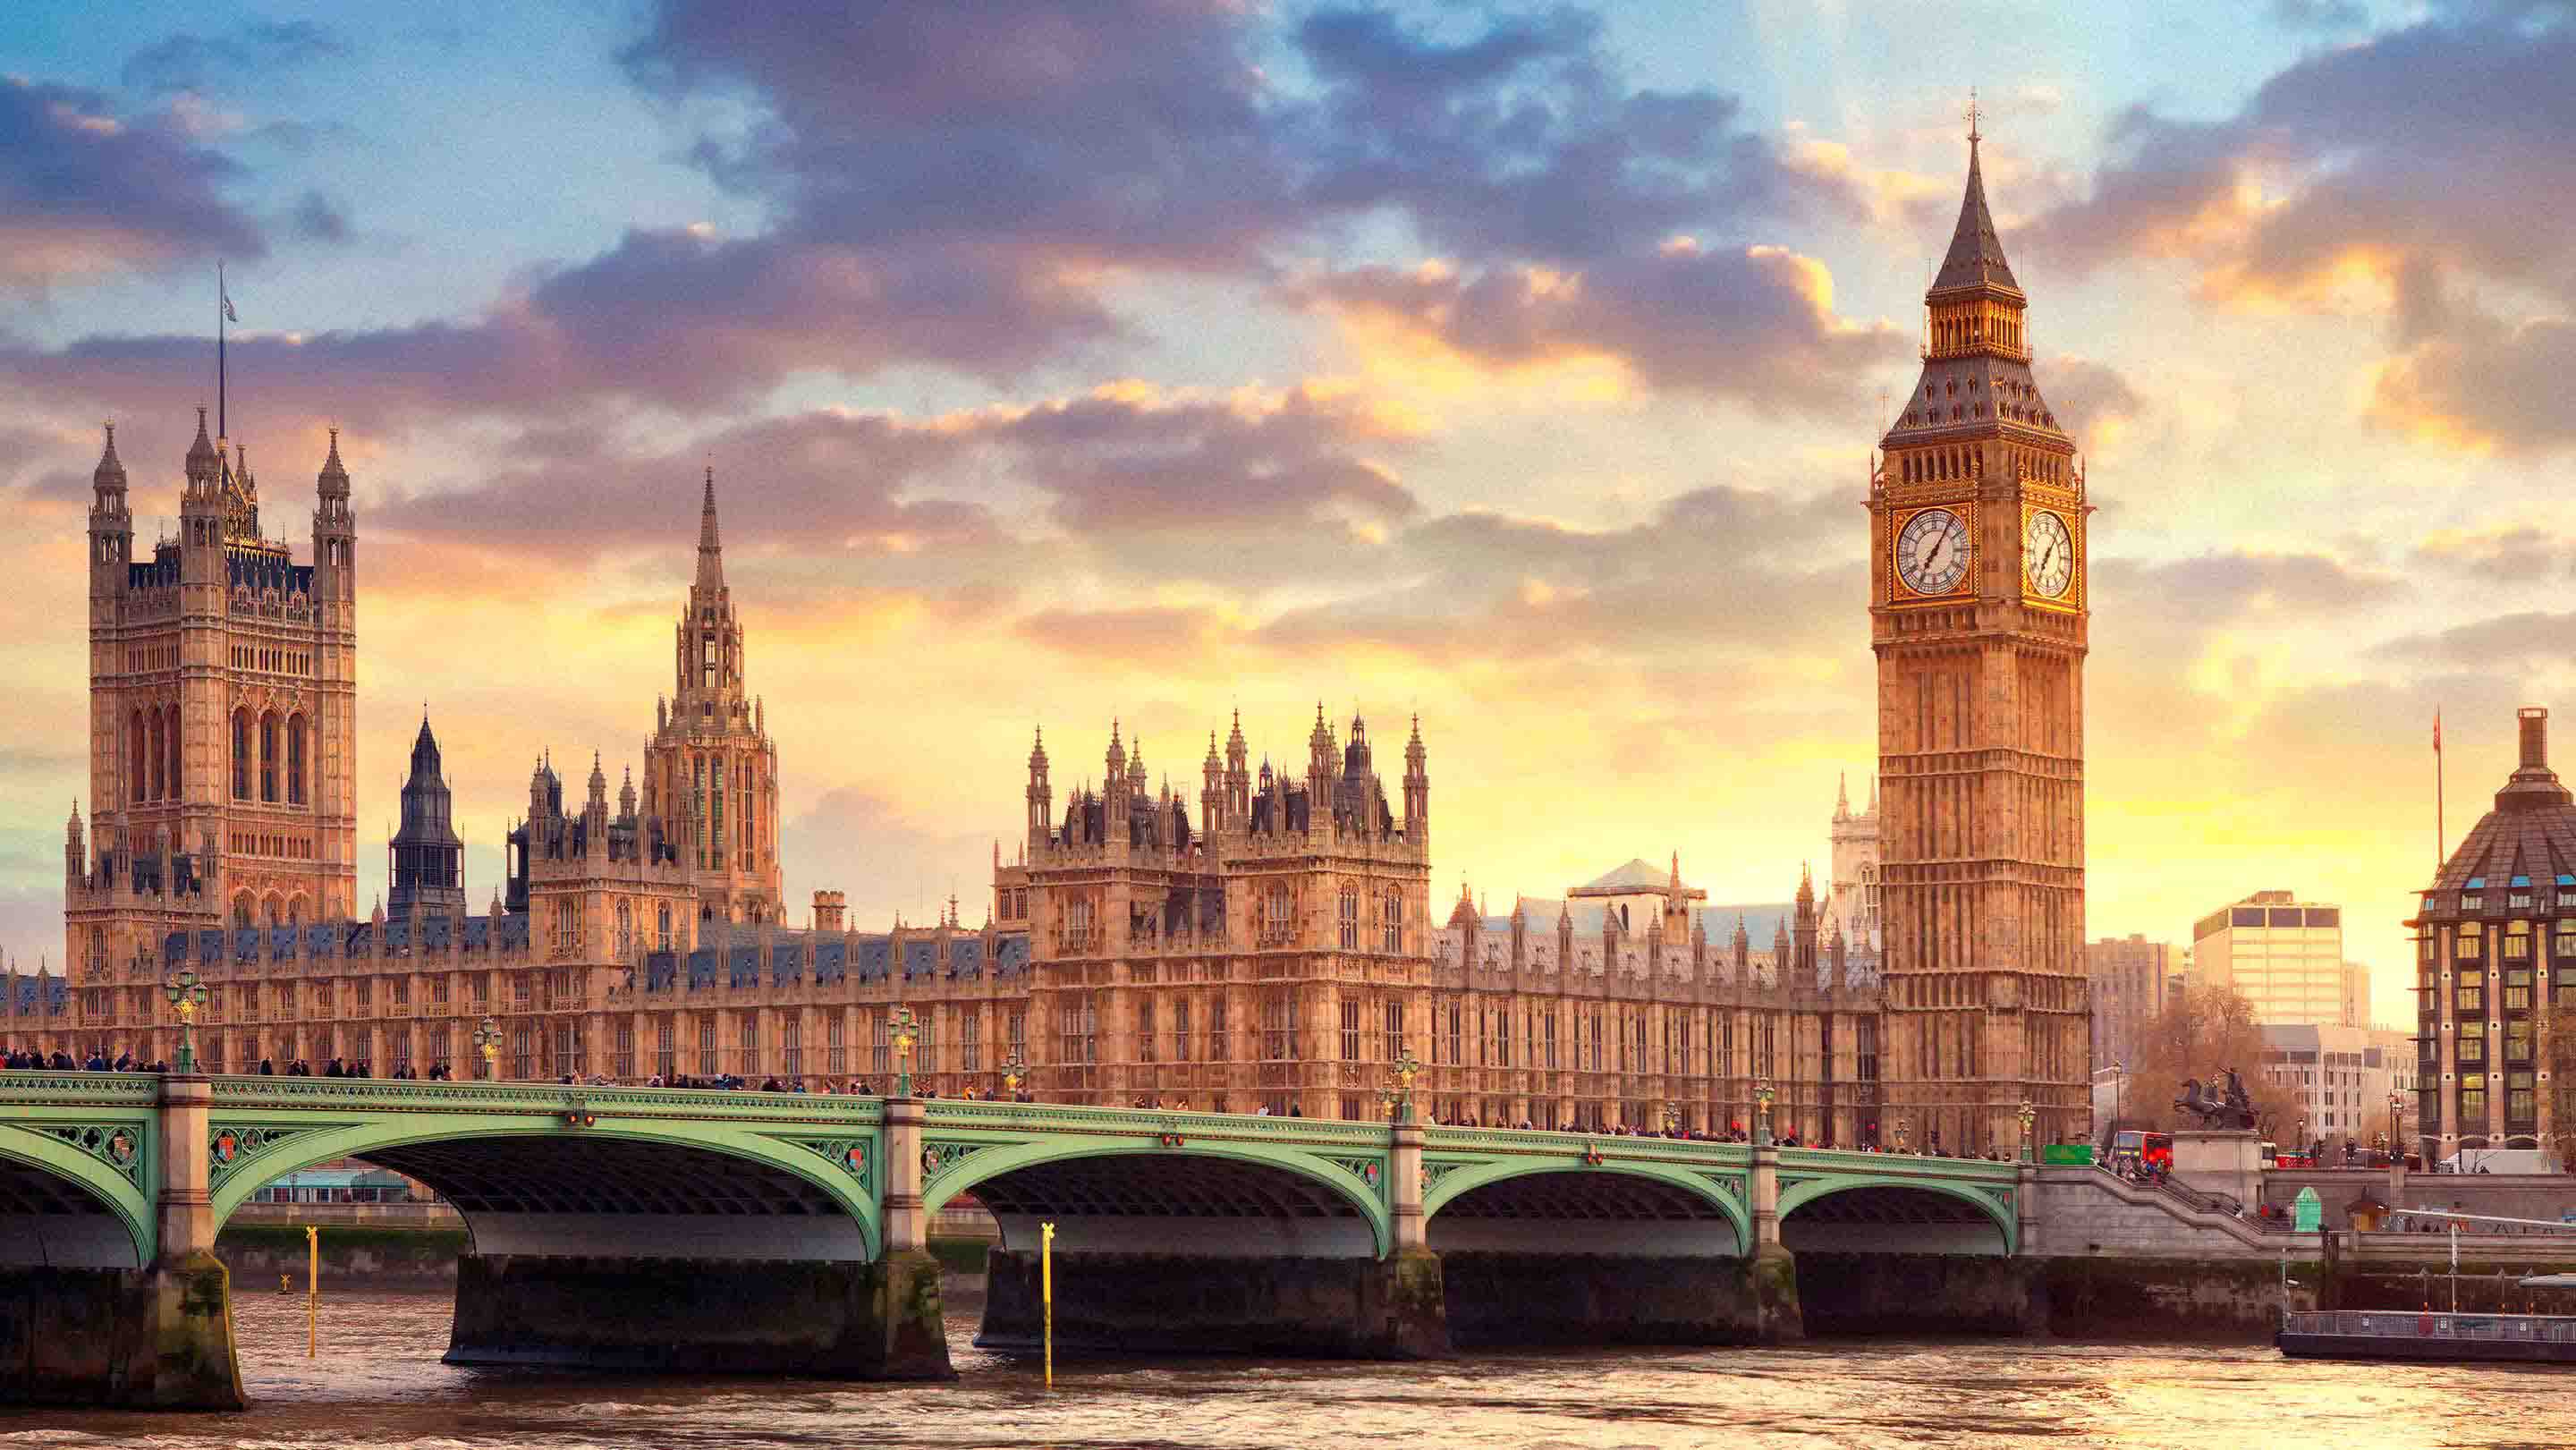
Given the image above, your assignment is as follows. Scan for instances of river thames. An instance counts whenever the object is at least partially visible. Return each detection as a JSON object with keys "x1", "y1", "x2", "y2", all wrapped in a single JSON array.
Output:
[{"x1": 16, "y1": 1288, "x2": 2574, "y2": 1448}]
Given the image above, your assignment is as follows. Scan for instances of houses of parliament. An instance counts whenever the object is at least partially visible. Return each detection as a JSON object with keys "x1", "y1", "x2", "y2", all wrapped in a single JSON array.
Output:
[{"x1": 8, "y1": 130, "x2": 2092, "y2": 1152}]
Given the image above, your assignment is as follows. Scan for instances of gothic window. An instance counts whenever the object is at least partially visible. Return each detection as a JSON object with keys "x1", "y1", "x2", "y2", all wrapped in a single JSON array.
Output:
[
  {"x1": 1138, "y1": 996, "x2": 1157, "y2": 1063},
  {"x1": 165, "y1": 706, "x2": 180, "y2": 800},
  {"x1": 615, "y1": 900, "x2": 633, "y2": 956},
  {"x1": 702, "y1": 637, "x2": 716, "y2": 690},
  {"x1": 233, "y1": 893, "x2": 253, "y2": 928},
  {"x1": 258, "y1": 710, "x2": 279, "y2": 802},
  {"x1": 1172, "y1": 998, "x2": 1191, "y2": 1063},
  {"x1": 657, "y1": 903, "x2": 672, "y2": 950},
  {"x1": 1339, "y1": 998, "x2": 1360, "y2": 1061},
  {"x1": 1382, "y1": 998, "x2": 1402, "y2": 1064},
  {"x1": 1380, "y1": 889, "x2": 1402, "y2": 953},
  {"x1": 1261, "y1": 990, "x2": 1299, "y2": 1060},
  {"x1": 146, "y1": 708, "x2": 164, "y2": 801},
  {"x1": 233, "y1": 710, "x2": 254, "y2": 799},
  {"x1": 286, "y1": 715, "x2": 307, "y2": 805},
  {"x1": 1339, "y1": 887, "x2": 1359, "y2": 949}
]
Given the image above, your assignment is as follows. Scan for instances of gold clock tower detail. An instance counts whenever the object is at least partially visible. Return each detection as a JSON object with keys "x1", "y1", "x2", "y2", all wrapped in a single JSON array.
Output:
[{"x1": 1868, "y1": 112, "x2": 2089, "y2": 1153}]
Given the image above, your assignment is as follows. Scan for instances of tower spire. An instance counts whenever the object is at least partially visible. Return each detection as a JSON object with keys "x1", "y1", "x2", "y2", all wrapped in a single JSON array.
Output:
[
  {"x1": 1932, "y1": 99, "x2": 2017, "y2": 296},
  {"x1": 696, "y1": 465, "x2": 724, "y2": 589}
]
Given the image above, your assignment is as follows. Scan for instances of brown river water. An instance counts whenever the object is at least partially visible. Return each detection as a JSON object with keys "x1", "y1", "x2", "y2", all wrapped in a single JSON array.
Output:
[{"x1": 9, "y1": 1288, "x2": 2574, "y2": 1449}]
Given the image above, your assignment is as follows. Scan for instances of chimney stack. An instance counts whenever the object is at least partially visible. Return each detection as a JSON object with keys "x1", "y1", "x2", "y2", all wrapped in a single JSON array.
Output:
[{"x1": 2521, "y1": 707, "x2": 2548, "y2": 770}]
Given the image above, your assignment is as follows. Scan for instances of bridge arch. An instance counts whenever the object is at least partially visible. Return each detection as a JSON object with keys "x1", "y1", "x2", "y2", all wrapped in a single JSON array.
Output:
[
  {"x1": 1776, "y1": 1174, "x2": 2015, "y2": 1256},
  {"x1": 209, "y1": 1118, "x2": 881, "y2": 1262},
  {"x1": 924, "y1": 1138, "x2": 1391, "y2": 1259},
  {"x1": 1422, "y1": 1159, "x2": 1749, "y2": 1257},
  {"x1": 0, "y1": 1126, "x2": 154, "y2": 1269}
]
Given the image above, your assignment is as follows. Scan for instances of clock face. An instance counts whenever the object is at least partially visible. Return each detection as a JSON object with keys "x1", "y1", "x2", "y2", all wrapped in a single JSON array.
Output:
[
  {"x1": 1895, "y1": 507, "x2": 1971, "y2": 596},
  {"x1": 2023, "y1": 509, "x2": 2074, "y2": 598}
]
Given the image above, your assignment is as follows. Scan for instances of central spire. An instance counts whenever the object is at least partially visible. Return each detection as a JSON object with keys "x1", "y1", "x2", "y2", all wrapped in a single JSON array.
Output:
[
  {"x1": 1931, "y1": 100, "x2": 2019, "y2": 296},
  {"x1": 697, "y1": 464, "x2": 724, "y2": 589}
]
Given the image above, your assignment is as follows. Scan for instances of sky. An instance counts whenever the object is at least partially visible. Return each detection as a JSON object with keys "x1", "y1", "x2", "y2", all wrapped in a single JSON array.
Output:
[{"x1": 5, "y1": 0, "x2": 2572, "y2": 1031}]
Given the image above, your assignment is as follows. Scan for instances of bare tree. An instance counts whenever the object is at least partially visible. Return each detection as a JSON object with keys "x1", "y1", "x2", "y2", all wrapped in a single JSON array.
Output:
[{"x1": 2121, "y1": 986, "x2": 2270, "y2": 1132}]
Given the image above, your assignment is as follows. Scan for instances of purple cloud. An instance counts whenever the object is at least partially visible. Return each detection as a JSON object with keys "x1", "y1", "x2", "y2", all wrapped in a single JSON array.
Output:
[{"x1": 0, "y1": 78, "x2": 266, "y2": 292}]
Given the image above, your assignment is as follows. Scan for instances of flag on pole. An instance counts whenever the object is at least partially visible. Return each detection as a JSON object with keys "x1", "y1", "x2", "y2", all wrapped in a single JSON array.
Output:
[{"x1": 222, "y1": 288, "x2": 238, "y2": 324}]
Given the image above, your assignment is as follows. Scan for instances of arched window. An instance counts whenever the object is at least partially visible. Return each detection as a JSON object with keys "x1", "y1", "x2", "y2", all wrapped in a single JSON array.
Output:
[
  {"x1": 286, "y1": 715, "x2": 307, "y2": 805},
  {"x1": 657, "y1": 903, "x2": 672, "y2": 951},
  {"x1": 130, "y1": 711, "x2": 148, "y2": 802},
  {"x1": 232, "y1": 893, "x2": 254, "y2": 928},
  {"x1": 165, "y1": 705, "x2": 180, "y2": 801},
  {"x1": 615, "y1": 899, "x2": 633, "y2": 956},
  {"x1": 1381, "y1": 890, "x2": 1402, "y2": 953},
  {"x1": 258, "y1": 711, "x2": 279, "y2": 802},
  {"x1": 232, "y1": 709, "x2": 251, "y2": 799},
  {"x1": 262, "y1": 894, "x2": 284, "y2": 928},
  {"x1": 286, "y1": 895, "x2": 305, "y2": 928},
  {"x1": 1338, "y1": 887, "x2": 1360, "y2": 950}
]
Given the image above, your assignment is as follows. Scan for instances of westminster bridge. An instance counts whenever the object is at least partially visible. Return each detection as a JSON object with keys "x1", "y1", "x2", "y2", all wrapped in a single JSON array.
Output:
[{"x1": 0, "y1": 1073, "x2": 2031, "y2": 1408}]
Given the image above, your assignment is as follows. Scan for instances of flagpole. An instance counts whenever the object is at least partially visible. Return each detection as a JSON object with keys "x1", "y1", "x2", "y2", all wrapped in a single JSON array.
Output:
[
  {"x1": 2436, "y1": 707, "x2": 2445, "y2": 876},
  {"x1": 217, "y1": 260, "x2": 227, "y2": 438}
]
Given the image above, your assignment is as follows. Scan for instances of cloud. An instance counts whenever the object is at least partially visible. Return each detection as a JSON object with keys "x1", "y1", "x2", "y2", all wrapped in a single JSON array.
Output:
[
  {"x1": 2368, "y1": 609, "x2": 2576, "y2": 669},
  {"x1": 121, "y1": 21, "x2": 352, "y2": 96},
  {"x1": 2368, "y1": 303, "x2": 2576, "y2": 455},
  {"x1": 1292, "y1": 4, "x2": 1865, "y2": 262},
  {"x1": 2270, "y1": 0, "x2": 2371, "y2": 30},
  {"x1": 0, "y1": 78, "x2": 266, "y2": 292},
  {"x1": 1296, "y1": 244, "x2": 1905, "y2": 408},
  {"x1": 289, "y1": 190, "x2": 350, "y2": 243}
]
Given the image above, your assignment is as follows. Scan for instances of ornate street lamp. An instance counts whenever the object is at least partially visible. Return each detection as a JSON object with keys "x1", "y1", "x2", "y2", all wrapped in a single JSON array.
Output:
[
  {"x1": 1753, "y1": 1079, "x2": 1776, "y2": 1148},
  {"x1": 2389, "y1": 1090, "x2": 2407, "y2": 1167},
  {"x1": 473, "y1": 1016, "x2": 501, "y2": 1079},
  {"x1": 164, "y1": 970, "x2": 208, "y2": 1074},
  {"x1": 1661, "y1": 1100, "x2": 1681, "y2": 1136},
  {"x1": 2018, "y1": 1098, "x2": 2038, "y2": 1163},
  {"x1": 1384, "y1": 1046, "x2": 1423, "y2": 1124},
  {"x1": 888, "y1": 1004, "x2": 919, "y2": 1098},
  {"x1": 1001, "y1": 1048, "x2": 1028, "y2": 1101},
  {"x1": 1895, "y1": 1115, "x2": 1911, "y2": 1154}
]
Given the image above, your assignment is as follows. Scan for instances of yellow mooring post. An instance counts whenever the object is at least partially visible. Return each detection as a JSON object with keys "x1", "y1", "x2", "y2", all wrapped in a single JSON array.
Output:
[
  {"x1": 305, "y1": 1225, "x2": 319, "y2": 1358},
  {"x1": 1041, "y1": 1220, "x2": 1055, "y2": 1388}
]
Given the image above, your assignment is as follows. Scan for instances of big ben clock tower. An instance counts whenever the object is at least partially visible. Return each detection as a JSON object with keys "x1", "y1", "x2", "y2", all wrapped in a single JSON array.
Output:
[{"x1": 1870, "y1": 111, "x2": 2089, "y2": 1155}]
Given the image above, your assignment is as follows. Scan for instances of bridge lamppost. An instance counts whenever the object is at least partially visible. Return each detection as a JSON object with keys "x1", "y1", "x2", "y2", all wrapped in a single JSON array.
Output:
[
  {"x1": 164, "y1": 970, "x2": 208, "y2": 1074},
  {"x1": 1662, "y1": 1100, "x2": 1681, "y2": 1137},
  {"x1": 1384, "y1": 1047, "x2": 1423, "y2": 1124},
  {"x1": 888, "y1": 1005, "x2": 919, "y2": 1098},
  {"x1": 473, "y1": 1017, "x2": 500, "y2": 1080},
  {"x1": 1895, "y1": 1115, "x2": 1911, "y2": 1154},
  {"x1": 2018, "y1": 1098, "x2": 2037, "y2": 1164},
  {"x1": 1753, "y1": 1079, "x2": 1775, "y2": 1148},
  {"x1": 1001, "y1": 1049, "x2": 1028, "y2": 1102}
]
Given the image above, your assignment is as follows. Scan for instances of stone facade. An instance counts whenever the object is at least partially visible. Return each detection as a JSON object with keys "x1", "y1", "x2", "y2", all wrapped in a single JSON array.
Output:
[
  {"x1": 2086, "y1": 934, "x2": 2172, "y2": 1069},
  {"x1": 1869, "y1": 123, "x2": 2091, "y2": 1154}
]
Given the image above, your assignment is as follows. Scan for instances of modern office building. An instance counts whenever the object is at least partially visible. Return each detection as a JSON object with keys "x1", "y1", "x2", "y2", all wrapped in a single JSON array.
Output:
[
  {"x1": 2257, "y1": 1022, "x2": 2417, "y2": 1148},
  {"x1": 2190, "y1": 890, "x2": 2347, "y2": 1027},
  {"x1": 2086, "y1": 934, "x2": 2174, "y2": 1068}
]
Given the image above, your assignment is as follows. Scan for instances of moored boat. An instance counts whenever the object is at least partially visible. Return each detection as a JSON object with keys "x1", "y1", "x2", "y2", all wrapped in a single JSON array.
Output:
[{"x1": 2278, "y1": 1309, "x2": 2576, "y2": 1363}]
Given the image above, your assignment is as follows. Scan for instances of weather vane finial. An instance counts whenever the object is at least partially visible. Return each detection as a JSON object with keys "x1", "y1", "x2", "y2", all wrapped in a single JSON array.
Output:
[{"x1": 1965, "y1": 87, "x2": 1981, "y2": 146}]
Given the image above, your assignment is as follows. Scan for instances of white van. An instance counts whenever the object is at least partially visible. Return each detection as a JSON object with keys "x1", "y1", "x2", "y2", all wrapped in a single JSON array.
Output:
[{"x1": 2439, "y1": 1148, "x2": 2555, "y2": 1174}]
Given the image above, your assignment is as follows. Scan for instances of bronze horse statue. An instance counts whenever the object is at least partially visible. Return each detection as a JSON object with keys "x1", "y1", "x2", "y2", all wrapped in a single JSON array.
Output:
[{"x1": 2174, "y1": 1068, "x2": 2257, "y2": 1130}]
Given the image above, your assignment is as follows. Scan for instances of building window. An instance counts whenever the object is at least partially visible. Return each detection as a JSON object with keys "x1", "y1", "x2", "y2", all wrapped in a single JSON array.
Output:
[
  {"x1": 2459, "y1": 1022, "x2": 2487, "y2": 1064},
  {"x1": 233, "y1": 709, "x2": 251, "y2": 799},
  {"x1": 657, "y1": 903, "x2": 672, "y2": 950},
  {"x1": 1173, "y1": 998, "x2": 1191, "y2": 1063},
  {"x1": 1139, "y1": 997, "x2": 1158, "y2": 1064},
  {"x1": 781, "y1": 1018, "x2": 801, "y2": 1076},
  {"x1": 1057, "y1": 998, "x2": 1097, "y2": 1064},
  {"x1": 286, "y1": 715, "x2": 307, "y2": 805},
  {"x1": 657, "y1": 1020, "x2": 675, "y2": 1080},
  {"x1": 2456, "y1": 984, "x2": 2484, "y2": 1013},
  {"x1": 1446, "y1": 1000, "x2": 1464, "y2": 1065},
  {"x1": 699, "y1": 1017, "x2": 719, "y2": 1076},
  {"x1": 511, "y1": 1025, "x2": 532, "y2": 1080},
  {"x1": 959, "y1": 1008, "x2": 979, "y2": 1074},
  {"x1": 2461, "y1": 1082, "x2": 2488, "y2": 1119},
  {"x1": 1381, "y1": 890, "x2": 1401, "y2": 953},
  {"x1": 827, "y1": 1013, "x2": 846, "y2": 1074},
  {"x1": 1261, "y1": 990, "x2": 1299, "y2": 1060},
  {"x1": 1382, "y1": 999, "x2": 1402, "y2": 1064},
  {"x1": 1543, "y1": 1010, "x2": 1559, "y2": 1070},
  {"x1": 1339, "y1": 888, "x2": 1359, "y2": 950},
  {"x1": 614, "y1": 1022, "x2": 635, "y2": 1078},
  {"x1": 259, "y1": 711, "x2": 279, "y2": 802},
  {"x1": 1205, "y1": 998, "x2": 1224, "y2": 1061},
  {"x1": 1340, "y1": 998, "x2": 1361, "y2": 1061}
]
